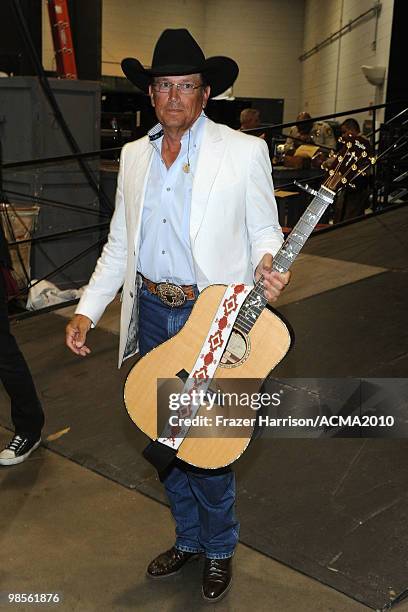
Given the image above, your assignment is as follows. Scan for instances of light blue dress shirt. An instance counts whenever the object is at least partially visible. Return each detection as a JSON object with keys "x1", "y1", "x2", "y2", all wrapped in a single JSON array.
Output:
[{"x1": 137, "y1": 112, "x2": 207, "y2": 285}]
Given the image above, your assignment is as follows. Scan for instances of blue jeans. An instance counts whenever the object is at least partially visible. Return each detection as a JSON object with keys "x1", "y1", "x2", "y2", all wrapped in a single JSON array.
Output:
[{"x1": 138, "y1": 283, "x2": 239, "y2": 559}]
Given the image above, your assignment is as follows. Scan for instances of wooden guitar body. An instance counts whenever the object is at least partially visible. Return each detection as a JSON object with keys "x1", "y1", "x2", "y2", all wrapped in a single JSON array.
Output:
[
  {"x1": 124, "y1": 284, "x2": 291, "y2": 468},
  {"x1": 124, "y1": 140, "x2": 376, "y2": 469}
]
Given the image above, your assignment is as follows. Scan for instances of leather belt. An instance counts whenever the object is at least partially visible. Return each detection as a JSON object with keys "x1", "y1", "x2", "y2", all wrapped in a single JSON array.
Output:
[{"x1": 141, "y1": 274, "x2": 196, "y2": 307}]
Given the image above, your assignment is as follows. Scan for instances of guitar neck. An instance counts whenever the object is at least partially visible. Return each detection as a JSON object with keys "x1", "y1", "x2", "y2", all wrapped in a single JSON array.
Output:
[
  {"x1": 232, "y1": 134, "x2": 374, "y2": 335},
  {"x1": 271, "y1": 185, "x2": 335, "y2": 274},
  {"x1": 234, "y1": 185, "x2": 335, "y2": 334}
]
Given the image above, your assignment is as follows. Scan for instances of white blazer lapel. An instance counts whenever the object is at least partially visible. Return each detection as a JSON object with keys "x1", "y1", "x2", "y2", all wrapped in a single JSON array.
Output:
[{"x1": 190, "y1": 120, "x2": 226, "y2": 243}]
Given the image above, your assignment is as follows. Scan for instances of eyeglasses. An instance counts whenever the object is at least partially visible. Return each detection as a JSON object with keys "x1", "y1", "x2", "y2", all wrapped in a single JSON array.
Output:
[{"x1": 152, "y1": 81, "x2": 203, "y2": 94}]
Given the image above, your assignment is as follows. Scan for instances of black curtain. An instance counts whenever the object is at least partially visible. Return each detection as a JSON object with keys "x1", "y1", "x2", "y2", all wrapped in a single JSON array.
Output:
[{"x1": 385, "y1": 0, "x2": 408, "y2": 121}]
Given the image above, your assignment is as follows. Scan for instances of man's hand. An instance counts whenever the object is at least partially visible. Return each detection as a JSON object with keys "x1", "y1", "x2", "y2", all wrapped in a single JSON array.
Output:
[
  {"x1": 65, "y1": 314, "x2": 93, "y2": 357},
  {"x1": 255, "y1": 253, "x2": 291, "y2": 304}
]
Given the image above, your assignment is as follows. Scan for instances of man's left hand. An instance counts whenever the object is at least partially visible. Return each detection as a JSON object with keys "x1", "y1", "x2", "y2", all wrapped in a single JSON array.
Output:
[{"x1": 255, "y1": 253, "x2": 291, "y2": 304}]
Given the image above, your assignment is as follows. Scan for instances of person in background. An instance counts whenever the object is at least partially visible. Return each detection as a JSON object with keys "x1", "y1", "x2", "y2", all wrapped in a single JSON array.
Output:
[
  {"x1": 239, "y1": 108, "x2": 260, "y2": 130},
  {"x1": 284, "y1": 111, "x2": 336, "y2": 154},
  {"x1": 0, "y1": 219, "x2": 44, "y2": 465},
  {"x1": 239, "y1": 108, "x2": 265, "y2": 138},
  {"x1": 333, "y1": 118, "x2": 371, "y2": 223}
]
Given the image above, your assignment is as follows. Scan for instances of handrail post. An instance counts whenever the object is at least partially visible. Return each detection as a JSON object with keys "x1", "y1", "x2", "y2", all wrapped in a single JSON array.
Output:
[{"x1": 372, "y1": 107, "x2": 378, "y2": 211}]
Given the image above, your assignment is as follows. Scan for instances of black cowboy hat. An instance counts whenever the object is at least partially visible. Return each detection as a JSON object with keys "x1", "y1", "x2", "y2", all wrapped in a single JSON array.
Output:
[{"x1": 121, "y1": 29, "x2": 238, "y2": 98}]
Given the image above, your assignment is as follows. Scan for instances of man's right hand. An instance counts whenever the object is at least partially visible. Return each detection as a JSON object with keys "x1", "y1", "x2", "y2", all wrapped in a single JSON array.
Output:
[{"x1": 65, "y1": 314, "x2": 93, "y2": 357}]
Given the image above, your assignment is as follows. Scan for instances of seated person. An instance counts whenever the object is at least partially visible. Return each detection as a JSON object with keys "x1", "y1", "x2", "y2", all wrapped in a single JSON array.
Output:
[
  {"x1": 333, "y1": 118, "x2": 371, "y2": 223},
  {"x1": 284, "y1": 111, "x2": 336, "y2": 155},
  {"x1": 239, "y1": 108, "x2": 265, "y2": 139}
]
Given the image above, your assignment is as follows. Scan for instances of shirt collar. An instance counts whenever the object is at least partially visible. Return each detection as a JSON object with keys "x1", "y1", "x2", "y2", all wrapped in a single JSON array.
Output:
[{"x1": 148, "y1": 111, "x2": 206, "y2": 146}]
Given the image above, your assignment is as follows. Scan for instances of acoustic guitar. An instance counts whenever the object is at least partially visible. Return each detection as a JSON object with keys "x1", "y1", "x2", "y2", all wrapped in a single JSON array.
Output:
[{"x1": 124, "y1": 137, "x2": 375, "y2": 469}]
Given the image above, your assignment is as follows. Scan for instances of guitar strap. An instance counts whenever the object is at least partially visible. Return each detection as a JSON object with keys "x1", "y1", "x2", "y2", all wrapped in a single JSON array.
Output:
[{"x1": 157, "y1": 283, "x2": 252, "y2": 450}]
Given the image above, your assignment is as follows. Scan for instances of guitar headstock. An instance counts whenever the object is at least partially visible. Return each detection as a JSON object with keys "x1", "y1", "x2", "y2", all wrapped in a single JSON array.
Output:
[{"x1": 323, "y1": 136, "x2": 376, "y2": 192}]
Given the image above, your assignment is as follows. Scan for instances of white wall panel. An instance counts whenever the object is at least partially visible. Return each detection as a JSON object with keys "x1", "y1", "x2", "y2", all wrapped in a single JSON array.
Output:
[
  {"x1": 204, "y1": 0, "x2": 305, "y2": 121},
  {"x1": 101, "y1": 0, "x2": 206, "y2": 77},
  {"x1": 43, "y1": 0, "x2": 305, "y2": 124},
  {"x1": 42, "y1": 0, "x2": 395, "y2": 126},
  {"x1": 301, "y1": 0, "x2": 394, "y2": 124}
]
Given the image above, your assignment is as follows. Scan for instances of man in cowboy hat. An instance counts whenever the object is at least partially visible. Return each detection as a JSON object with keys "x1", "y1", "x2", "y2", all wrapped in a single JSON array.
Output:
[{"x1": 66, "y1": 29, "x2": 289, "y2": 602}]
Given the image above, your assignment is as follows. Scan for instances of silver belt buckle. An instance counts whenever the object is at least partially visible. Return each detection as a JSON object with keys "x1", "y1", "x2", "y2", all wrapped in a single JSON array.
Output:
[{"x1": 156, "y1": 282, "x2": 186, "y2": 307}]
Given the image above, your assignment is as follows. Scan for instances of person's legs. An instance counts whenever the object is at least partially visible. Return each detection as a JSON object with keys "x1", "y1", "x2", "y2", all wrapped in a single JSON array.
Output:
[
  {"x1": 186, "y1": 466, "x2": 237, "y2": 601},
  {"x1": 0, "y1": 273, "x2": 44, "y2": 438},
  {"x1": 138, "y1": 285, "x2": 171, "y2": 355},
  {"x1": 138, "y1": 283, "x2": 202, "y2": 548},
  {"x1": 333, "y1": 191, "x2": 346, "y2": 223},
  {"x1": 0, "y1": 272, "x2": 44, "y2": 464},
  {"x1": 333, "y1": 188, "x2": 369, "y2": 223},
  {"x1": 138, "y1": 282, "x2": 198, "y2": 355},
  {"x1": 162, "y1": 462, "x2": 203, "y2": 553},
  {"x1": 187, "y1": 467, "x2": 239, "y2": 558},
  {"x1": 342, "y1": 188, "x2": 369, "y2": 220},
  {"x1": 138, "y1": 282, "x2": 238, "y2": 595}
]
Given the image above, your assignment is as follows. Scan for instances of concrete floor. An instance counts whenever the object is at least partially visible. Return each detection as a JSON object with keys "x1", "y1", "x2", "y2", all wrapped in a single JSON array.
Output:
[
  {"x1": 2, "y1": 217, "x2": 406, "y2": 611},
  {"x1": 55, "y1": 251, "x2": 388, "y2": 336},
  {"x1": 0, "y1": 425, "x2": 389, "y2": 612}
]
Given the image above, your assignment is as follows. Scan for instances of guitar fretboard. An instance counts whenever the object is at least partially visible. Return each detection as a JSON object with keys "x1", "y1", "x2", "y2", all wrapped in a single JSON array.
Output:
[{"x1": 235, "y1": 185, "x2": 334, "y2": 335}]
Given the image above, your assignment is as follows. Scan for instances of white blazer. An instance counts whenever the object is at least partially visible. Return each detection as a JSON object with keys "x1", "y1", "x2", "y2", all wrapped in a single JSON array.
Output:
[{"x1": 76, "y1": 118, "x2": 284, "y2": 366}]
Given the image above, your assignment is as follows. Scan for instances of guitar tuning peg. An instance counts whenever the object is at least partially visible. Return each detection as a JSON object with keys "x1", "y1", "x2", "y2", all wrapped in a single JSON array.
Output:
[
  {"x1": 321, "y1": 163, "x2": 329, "y2": 171},
  {"x1": 370, "y1": 157, "x2": 376, "y2": 164},
  {"x1": 341, "y1": 177, "x2": 347, "y2": 184},
  {"x1": 338, "y1": 136, "x2": 344, "y2": 143},
  {"x1": 349, "y1": 183, "x2": 356, "y2": 189}
]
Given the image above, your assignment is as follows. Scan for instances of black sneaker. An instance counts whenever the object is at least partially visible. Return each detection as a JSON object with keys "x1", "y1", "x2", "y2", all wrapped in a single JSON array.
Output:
[{"x1": 0, "y1": 434, "x2": 41, "y2": 466}]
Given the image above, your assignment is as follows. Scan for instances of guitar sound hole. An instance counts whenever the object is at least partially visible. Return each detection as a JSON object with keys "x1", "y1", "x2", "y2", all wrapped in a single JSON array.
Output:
[{"x1": 220, "y1": 329, "x2": 250, "y2": 368}]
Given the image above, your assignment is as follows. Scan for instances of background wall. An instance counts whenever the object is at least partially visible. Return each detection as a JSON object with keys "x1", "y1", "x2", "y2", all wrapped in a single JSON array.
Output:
[
  {"x1": 43, "y1": 0, "x2": 304, "y2": 123},
  {"x1": 42, "y1": 0, "x2": 395, "y2": 124},
  {"x1": 100, "y1": 0, "x2": 305, "y2": 122},
  {"x1": 203, "y1": 0, "x2": 304, "y2": 123},
  {"x1": 101, "y1": 0, "x2": 206, "y2": 77},
  {"x1": 42, "y1": 0, "x2": 206, "y2": 76},
  {"x1": 301, "y1": 0, "x2": 394, "y2": 122}
]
